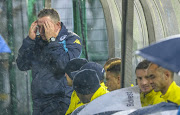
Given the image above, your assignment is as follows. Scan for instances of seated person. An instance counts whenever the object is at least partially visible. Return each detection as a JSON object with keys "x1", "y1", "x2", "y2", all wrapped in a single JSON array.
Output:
[
  {"x1": 80, "y1": 62, "x2": 108, "y2": 90},
  {"x1": 64, "y1": 58, "x2": 88, "y2": 115},
  {"x1": 135, "y1": 60, "x2": 164, "y2": 107},
  {"x1": 147, "y1": 63, "x2": 180, "y2": 105},
  {"x1": 73, "y1": 69, "x2": 109, "y2": 104},
  {"x1": 65, "y1": 59, "x2": 109, "y2": 114},
  {"x1": 103, "y1": 58, "x2": 121, "y2": 91}
]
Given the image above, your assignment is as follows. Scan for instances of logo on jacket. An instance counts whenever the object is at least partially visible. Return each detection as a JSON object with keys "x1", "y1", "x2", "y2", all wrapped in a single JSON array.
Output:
[
  {"x1": 74, "y1": 39, "x2": 81, "y2": 45},
  {"x1": 60, "y1": 35, "x2": 67, "y2": 41}
]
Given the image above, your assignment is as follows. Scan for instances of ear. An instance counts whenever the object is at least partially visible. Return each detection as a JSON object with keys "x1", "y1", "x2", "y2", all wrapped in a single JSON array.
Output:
[
  {"x1": 55, "y1": 22, "x2": 61, "y2": 33},
  {"x1": 117, "y1": 75, "x2": 121, "y2": 84},
  {"x1": 164, "y1": 70, "x2": 171, "y2": 80},
  {"x1": 57, "y1": 21, "x2": 61, "y2": 27}
]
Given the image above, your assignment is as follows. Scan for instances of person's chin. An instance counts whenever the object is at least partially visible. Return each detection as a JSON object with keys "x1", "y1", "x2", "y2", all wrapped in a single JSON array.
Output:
[
  {"x1": 142, "y1": 88, "x2": 152, "y2": 93},
  {"x1": 82, "y1": 100, "x2": 90, "y2": 104},
  {"x1": 108, "y1": 88, "x2": 113, "y2": 91},
  {"x1": 143, "y1": 90, "x2": 149, "y2": 94},
  {"x1": 153, "y1": 88, "x2": 159, "y2": 92}
]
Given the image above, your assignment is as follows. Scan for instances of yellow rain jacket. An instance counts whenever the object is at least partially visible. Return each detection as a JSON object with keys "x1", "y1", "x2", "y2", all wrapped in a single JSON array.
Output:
[
  {"x1": 65, "y1": 82, "x2": 109, "y2": 115},
  {"x1": 161, "y1": 81, "x2": 180, "y2": 105},
  {"x1": 99, "y1": 82, "x2": 108, "y2": 90},
  {"x1": 90, "y1": 82, "x2": 109, "y2": 101},
  {"x1": 140, "y1": 90, "x2": 164, "y2": 107}
]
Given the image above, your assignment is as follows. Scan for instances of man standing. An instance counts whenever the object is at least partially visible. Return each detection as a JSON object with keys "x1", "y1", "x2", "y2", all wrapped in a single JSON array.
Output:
[
  {"x1": 16, "y1": 8, "x2": 82, "y2": 115},
  {"x1": 135, "y1": 60, "x2": 164, "y2": 107},
  {"x1": 147, "y1": 63, "x2": 180, "y2": 105}
]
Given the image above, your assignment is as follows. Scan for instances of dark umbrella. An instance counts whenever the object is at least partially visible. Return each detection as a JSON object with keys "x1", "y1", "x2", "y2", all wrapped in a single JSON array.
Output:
[
  {"x1": 0, "y1": 35, "x2": 11, "y2": 53},
  {"x1": 136, "y1": 34, "x2": 180, "y2": 74}
]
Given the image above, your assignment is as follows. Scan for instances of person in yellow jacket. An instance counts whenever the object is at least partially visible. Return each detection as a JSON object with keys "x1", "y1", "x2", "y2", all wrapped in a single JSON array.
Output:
[
  {"x1": 140, "y1": 90, "x2": 164, "y2": 107},
  {"x1": 103, "y1": 58, "x2": 121, "y2": 91},
  {"x1": 65, "y1": 81, "x2": 83, "y2": 115},
  {"x1": 66, "y1": 82, "x2": 107, "y2": 115},
  {"x1": 64, "y1": 58, "x2": 88, "y2": 115},
  {"x1": 65, "y1": 60, "x2": 108, "y2": 115},
  {"x1": 73, "y1": 69, "x2": 109, "y2": 105},
  {"x1": 147, "y1": 63, "x2": 180, "y2": 105},
  {"x1": 135, "y1": 60, "x2": 165, "y2": 107}
]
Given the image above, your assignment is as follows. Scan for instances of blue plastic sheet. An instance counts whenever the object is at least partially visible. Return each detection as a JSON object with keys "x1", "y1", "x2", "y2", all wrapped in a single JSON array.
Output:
[{"x1": 0, "y1": 35, "x2": 11, "y2": 53}]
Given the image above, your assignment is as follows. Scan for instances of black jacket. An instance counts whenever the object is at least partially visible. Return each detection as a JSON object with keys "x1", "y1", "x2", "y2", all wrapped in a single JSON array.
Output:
[{"x1": 16, "y1": 22, "x2": 82, "y2": 114}]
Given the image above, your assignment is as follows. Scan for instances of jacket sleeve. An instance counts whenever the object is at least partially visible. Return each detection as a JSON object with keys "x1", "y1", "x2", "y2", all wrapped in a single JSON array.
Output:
[
  {"x1": 47, "y1": 34, "x2": 82, "y2": 75},
  {"x1": 16, "y1": 36, "x2": 35, "y2": 71},
  {"x1": 65, "y1": 91, "x2": 84, "y2": 115},
  {"x1": 65, "y1": 91, "x2": 76, "y2": 115}
]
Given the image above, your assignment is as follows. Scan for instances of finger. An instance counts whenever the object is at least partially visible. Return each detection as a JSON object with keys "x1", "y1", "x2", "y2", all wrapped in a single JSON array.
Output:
[
  {"x1": 32, "y1": 23, "x2": 37, "y2": 30},
  {"x1": 43, "y1": 22, "x2": 47, "y2": 31},
  {"x1": 31, "y1": 20, "x2": 37, "y2": 26},
  {"x1": 34, "y1": 25, "x2": 38, "y2": 33},
  {"x1": 48, "y1": 20, "x2": 54, "y2": 27},
  {"x1": 30, "y1": 23, "x2": 35, "y2": 29},
  {"x1": 46, "y1": 21, "x2": 52, "y2": 29},
  {"x1": 46, "y1": 21, "x2": 50, "y2": 27},
  {"x1": 31, "y1": 21, "x2": 37, "y2": 29},
  {"x1": 45, "y1": 21, "x2": 50, "y2": 29}
]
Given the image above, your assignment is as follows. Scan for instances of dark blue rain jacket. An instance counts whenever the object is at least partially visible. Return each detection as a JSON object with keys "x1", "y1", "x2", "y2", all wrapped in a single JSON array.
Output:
[{"x1": 16, "y1": 22, "x2": 82, "y2": 114}]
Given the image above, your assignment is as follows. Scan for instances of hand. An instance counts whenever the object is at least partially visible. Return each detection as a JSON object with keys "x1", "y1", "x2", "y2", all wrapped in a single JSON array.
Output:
[
  {"x1": 28, "y1": 21, "x2": 37, "y2": 40},
  {"x1": 43, "y1": 21, "x2": 60, "y2": 41}
]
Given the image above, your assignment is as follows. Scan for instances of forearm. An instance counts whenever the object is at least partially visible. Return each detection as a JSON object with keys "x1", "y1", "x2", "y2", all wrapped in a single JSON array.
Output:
[{"x1": 47, "y1": 42, "x2": 70, "y2": 73}]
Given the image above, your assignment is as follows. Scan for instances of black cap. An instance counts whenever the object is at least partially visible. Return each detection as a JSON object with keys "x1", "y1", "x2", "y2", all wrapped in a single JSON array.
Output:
[
  {"x1": 65, "y1": 58, "x2": 88, "y2": 79},
  {"x1": 73, "y1": 69, "x2": 100, "y2": 95},
  {"x1": 80, "y1": 62, "x2": 105, "y2": 81}
]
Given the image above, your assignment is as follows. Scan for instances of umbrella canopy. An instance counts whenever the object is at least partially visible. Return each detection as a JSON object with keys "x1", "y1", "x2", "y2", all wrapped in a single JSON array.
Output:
[
  {"x1": 113, "y1": 102, "x2": 178, "y2": 115},
  {"x1": 0, "y1": 35, "x2": 11, "y2": 53},
  {"x1": 136, "y1": 34, "x2": 180, "y2": 74},
  {"x1": 76, "y1": 86, "x2": 141, "y2": 115}
]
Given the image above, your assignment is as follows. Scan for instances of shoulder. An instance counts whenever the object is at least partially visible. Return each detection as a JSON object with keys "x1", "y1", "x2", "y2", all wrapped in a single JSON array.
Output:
[
  {"x1": 68, "y1": 31, "x2": 80, "y2": 38},
  {"x1": 66, "y1": 32, "x2": 81, "y2": 42},
  {"x1": 66, "y1": 32, "x2": 82, "y2": 45},
  {"x1": 173, "y1": 82, "x2": 180, "y2": 90},
  {"x1": 58, "y1": 32, "x2": 81, "y2": 42},
  {"x1": 72, "y1": 91, "x2": 80, "y2": 100},
  {"x1": 71, "y1": 90, "x2": 76, "y2": 96}
]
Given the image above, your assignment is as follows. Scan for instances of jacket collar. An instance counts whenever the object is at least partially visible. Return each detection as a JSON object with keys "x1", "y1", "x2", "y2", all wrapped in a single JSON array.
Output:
[
  {"x1": 90, "y1": 83, "x2": 109, "y2": 102},
  {"x1": 140, "y1": 90, "x2": 156, "y2": 99},
  {"x1": 56, "y1": 22, "x2": 68, "y2": 40},
  {"x1": 160, "y1": 81, "x2": 176, "y2": 99}
]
